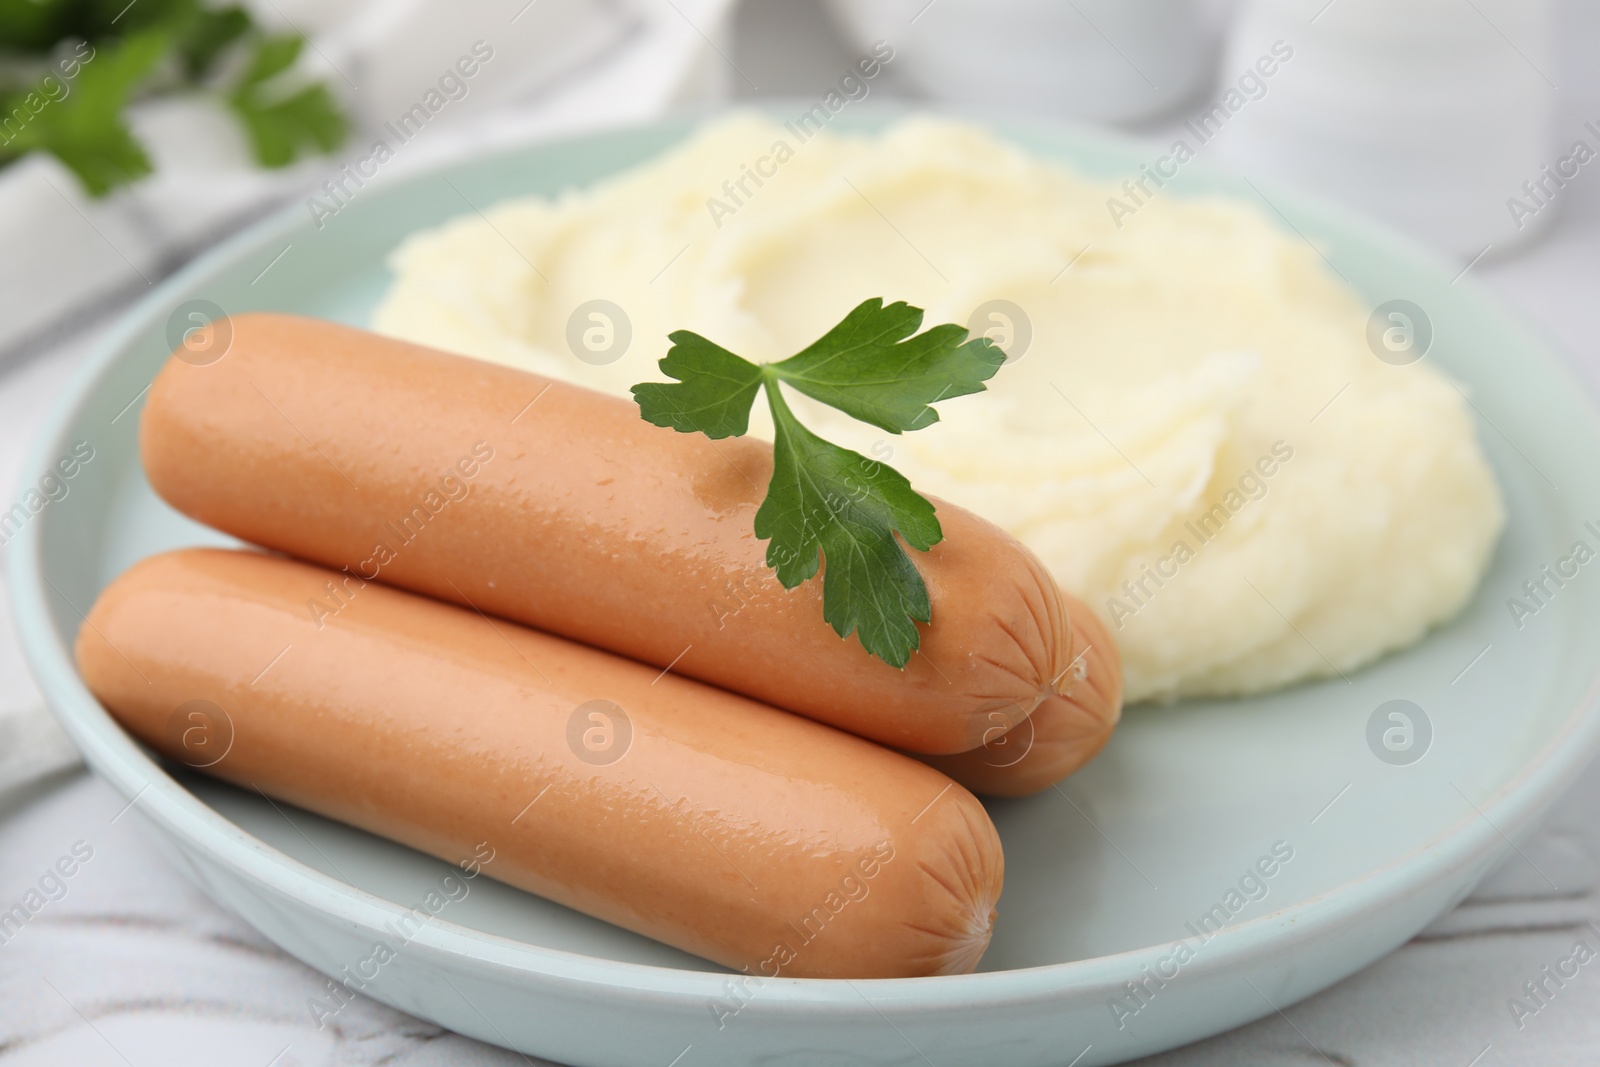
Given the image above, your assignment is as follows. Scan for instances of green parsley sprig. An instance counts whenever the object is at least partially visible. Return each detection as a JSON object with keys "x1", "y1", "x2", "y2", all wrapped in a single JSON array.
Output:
[
  {"x1": 632, "y1": 298, "x2": 1006, "y2": 668},
  {"x1": 0, "y1": 0, "x2": 346, "y2": 197}
]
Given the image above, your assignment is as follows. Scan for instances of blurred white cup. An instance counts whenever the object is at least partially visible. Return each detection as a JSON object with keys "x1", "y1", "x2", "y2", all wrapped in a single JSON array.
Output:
[{"x1": 823, "y1": 0, "x2": 1216, "y2": 124}]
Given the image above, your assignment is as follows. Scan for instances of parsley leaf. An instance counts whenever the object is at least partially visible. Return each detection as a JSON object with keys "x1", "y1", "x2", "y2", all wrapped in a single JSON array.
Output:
[
  {"x1": 236, "y1": 32, "x2": 302, "y2": 85},
  {"x1": 176, "y1": 5, "x2": 252, "y2": 80},
  {"x1": 633, "y1": 330, "x2": 764, "y2": 439},
  {"x1": 0, "y1": 0, "x2": 67, "y2": 51},
  {"x1": 0, "y1": 0, "x2": 204, "y2": 48},
  {"x1": 758, "y1": 385, "x2": 943, "y2": 666},
  {"x1": 774, "y1": 298, "x2": 1004, "y2": 432},
  {"x1": 4, "y1": 31, "x2": 168, "y2": 196},
  {"x1": 0, "y1": 2, "x2": 346, "y2": 195},
  {"x1": 631, "y1": 297, "x2": 1004, "y2": 667},
  {"x1": 227, "y1": 34, "x2": 346, "y2": 168}
]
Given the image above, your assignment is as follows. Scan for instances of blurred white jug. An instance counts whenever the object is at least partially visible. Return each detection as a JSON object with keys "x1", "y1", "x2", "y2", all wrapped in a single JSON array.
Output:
[
  {"x1": 823, "y1": 0, "x2": 1217, "y2": 124},
  {"x1": 1215, "y1": 0, "x2": 1557, "y2": 257}
]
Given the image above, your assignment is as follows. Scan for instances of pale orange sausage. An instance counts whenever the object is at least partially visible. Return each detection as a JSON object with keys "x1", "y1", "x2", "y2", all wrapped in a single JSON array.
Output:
[
  {"x1": 76, "y1": 548, "x2": 1003, "y2": 979},
  {"x1": 922, "y1": 603, "x2": 1123, "y2": 797},
  {"x1": 139, "y1": 313, "x2": 1120, "y2": 769}
]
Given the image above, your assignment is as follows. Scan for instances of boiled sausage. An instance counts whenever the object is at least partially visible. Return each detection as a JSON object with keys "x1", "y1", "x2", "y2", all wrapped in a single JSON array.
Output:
[
  {"x1": 923, "y1": 603, "x2": 1123, "y2": 797},
  {"x1": 140, "y1": 313, "x2": 1120, "y2": 773},
  {"x1": 76, "y1": 548, "x2": 1004, "y2": 979}
]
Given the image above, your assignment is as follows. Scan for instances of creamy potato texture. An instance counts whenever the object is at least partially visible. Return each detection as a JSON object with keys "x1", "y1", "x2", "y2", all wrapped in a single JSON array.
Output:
[{"x1": 373, "y1": 114, "x2": 1504, "y2": 703}]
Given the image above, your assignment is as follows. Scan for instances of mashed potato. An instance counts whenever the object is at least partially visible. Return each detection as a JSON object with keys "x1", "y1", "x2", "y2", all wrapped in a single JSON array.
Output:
[{"x1": 372, "y1": 114, "x2": 1504, "y2": 703}]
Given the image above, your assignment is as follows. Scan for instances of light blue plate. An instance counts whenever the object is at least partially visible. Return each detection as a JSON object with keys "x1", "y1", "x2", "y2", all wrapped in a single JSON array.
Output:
[{"x1": 11, "y1": 106, "x2": 1600, "y2": 1066}]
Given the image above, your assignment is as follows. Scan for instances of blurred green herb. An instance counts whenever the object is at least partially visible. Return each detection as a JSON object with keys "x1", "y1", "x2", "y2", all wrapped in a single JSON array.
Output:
[
  {"x1": 226, "y1": 33, "x2": 343, "y2": 167},
  {"x1": 633, "y1": 298, "x2": 1006, "y2": 668},
  {"x1": 0, "y1": 0, "x2": 347, "y2": 196}
]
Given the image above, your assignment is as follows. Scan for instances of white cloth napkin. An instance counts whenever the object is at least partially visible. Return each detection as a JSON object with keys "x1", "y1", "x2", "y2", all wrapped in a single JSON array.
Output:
[{"x1": 0, "y1": 346, "x2": 98, "y2": 795}]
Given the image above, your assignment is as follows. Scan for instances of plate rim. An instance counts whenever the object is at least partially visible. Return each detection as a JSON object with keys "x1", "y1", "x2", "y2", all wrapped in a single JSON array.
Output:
[{"x1": 11, "y1": 103, "x2": 1600, "y2": 1014}]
